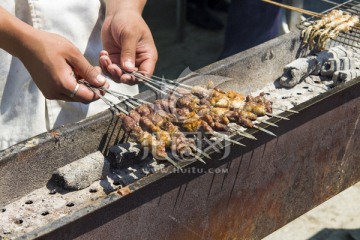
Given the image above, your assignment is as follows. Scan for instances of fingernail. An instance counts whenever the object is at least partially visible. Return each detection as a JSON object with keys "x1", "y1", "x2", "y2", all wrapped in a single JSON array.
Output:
[
  {"x1": 96, "y1": 74, "x2": 106, "y2": 84},
  {"x1": 124, "y1": 60, "x2": 134, "y2": 70}
]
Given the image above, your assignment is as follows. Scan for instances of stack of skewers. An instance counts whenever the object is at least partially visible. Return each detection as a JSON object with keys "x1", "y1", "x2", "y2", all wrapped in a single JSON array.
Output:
[
  {"x1": 79, "y1": 72, "x2": 296, "y2": 168},
  {"x1": 261, "y1": 0, "x2": 360, "y2": 51}
]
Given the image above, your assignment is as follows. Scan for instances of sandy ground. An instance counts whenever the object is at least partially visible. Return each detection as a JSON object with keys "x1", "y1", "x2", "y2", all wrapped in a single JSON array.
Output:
[{"x1": 264, "y1": 182, "x2": 360, "y2": 240}]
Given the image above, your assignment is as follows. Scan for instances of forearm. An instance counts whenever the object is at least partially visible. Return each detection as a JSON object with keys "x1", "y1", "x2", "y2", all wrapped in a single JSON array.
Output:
[
  {"x1": 105, "y1": 0, "x2": 147, "y2": 16},
  {"x1": 0, "y1": 7, "x2": 33, "y2": 58}
]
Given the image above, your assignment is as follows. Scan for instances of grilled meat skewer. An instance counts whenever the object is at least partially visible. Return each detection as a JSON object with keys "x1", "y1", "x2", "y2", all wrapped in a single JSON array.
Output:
[{"x1": 123, "y1": 105, "x2": 209, "y2": 163}]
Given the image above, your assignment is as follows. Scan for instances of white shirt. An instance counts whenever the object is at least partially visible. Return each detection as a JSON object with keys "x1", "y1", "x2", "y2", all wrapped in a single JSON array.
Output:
[{"x1": 0, "y1": 0, "x2": 138, "y2": 150}]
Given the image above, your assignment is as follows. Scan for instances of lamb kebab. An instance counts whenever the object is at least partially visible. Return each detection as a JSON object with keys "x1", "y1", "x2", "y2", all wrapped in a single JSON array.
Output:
[
  {"x1": 121, "y1": 105, "x2": 208, "y2": 164},
  {"x1": 177, "y1": 103, "x2": 277, "y2": 137},
  {"x1": 302, "y1": 9, "x2": 344, "y2": 44},
  {"x1": 117, "y1": 112, "x2": 181, "y2": 168},
  {"x1": 190, "y1": 85, "x2": 296, "y2": 114},
  {"x1": 175, "y1": 91, "x2": 281, "y2": 135}
]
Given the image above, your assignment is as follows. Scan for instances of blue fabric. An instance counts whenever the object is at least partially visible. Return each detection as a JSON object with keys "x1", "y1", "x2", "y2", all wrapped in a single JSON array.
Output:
[{"x1": 220, "y1": 0, "x2": 282, "y2": 58}]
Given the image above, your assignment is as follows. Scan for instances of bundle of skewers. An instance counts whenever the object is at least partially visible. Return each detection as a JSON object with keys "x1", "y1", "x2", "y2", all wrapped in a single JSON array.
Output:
[
  {"x1": 79, "y1": 71, "x2": 297, "y2": 168},
  {"x1": 262, "y1": 0, "x2": 360, "y2": 51},
  {"x1": 301, "y1": 9, "x2": 359, "y2": 50}
]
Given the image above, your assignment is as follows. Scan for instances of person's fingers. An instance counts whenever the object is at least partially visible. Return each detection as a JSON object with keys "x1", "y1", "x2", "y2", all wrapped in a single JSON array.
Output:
[
  {"x1": 107, "y1": 64, "x2": 122, "y2": 82},
  {"x1": 120, "y1": 74, "x2": 137, "y2": 85},
  {"x1": 99, "y1": 55, "x2": 112, "y2": 78},
  {"x1": 99, "y1": 50, "x2": 109, "y2": 57},
  {"x1": 120, "y1": 33, "x2": 137, "y2": 73},
  {"x1": 108, "y1": 64, "x2": 137, "y2": 85},
  {"x1": 136, "y1": 37, "x2": 158, "y2": 75},
  {"x1": 138, "y1": 57, "x2": 157, "y2": 76},
  {"x1": 99, "y1": 55, "x2": 112, "y2": 67},
  {"x1": 60, "y1": 73, "x2": 100, "y2": 103},
  {"x1": 68, "y1": 51, "x2": 107, "y2": 88}
]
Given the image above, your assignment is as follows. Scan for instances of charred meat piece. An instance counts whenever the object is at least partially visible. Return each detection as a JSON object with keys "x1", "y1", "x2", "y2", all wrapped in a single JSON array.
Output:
[
  {"x1": 243, "y1": 102, "x2": 267, "y2": 117},
  {"x1": 120, "y1": 114, "x2": 137, "y2": 133},
  {"x1": 238, "y1": 116, "x2": 253, "y2": 128},
  {"x1": 135, "y1": 104, "x2": 152, "y2": 116},
  {"x1": 191, "y1": 85, "x2": 210, "y2": 98},
  {"x1": 129, "y1": 110, "x2": 141, "y2": 123}
]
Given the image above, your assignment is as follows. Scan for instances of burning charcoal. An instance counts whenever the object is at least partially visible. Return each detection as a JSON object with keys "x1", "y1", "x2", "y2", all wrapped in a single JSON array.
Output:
[
  {"x1": 280, "y1": 46, "x2": 353, "y2": 88},
  {"x1": 108, "y1": 142, "x2": 144, "y2": 168},
  {"x1": 113, "y1": 179, "x2": 125, "y2": 187},
  {"x1": 280, "y1": 56, "x2": 318, "y2": 88},
  {"x1": 321, "y1": 57, "x2": 360, "y2": 76},
  {"x1": 49, "y1": 189, "x2": 57, "y2": 195},
  {"x1": 314, "y1": 46, "x2": 353, "y2": 74},
  {"x1": 50, "y1": 151, "x2": 110, "y2": 191},
  {"x1": 332, "y1": 70, "x2": 360, "y2": 85}
]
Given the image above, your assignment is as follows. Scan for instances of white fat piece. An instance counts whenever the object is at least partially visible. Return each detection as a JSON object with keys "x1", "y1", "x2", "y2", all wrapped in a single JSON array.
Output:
[{"x1": 230, "y1": 99, "x2": 245, "y2": 109}]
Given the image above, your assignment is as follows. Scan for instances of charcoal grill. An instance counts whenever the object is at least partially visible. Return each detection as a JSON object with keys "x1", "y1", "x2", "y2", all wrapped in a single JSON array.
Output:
[{"x1": 1, "y1": 3, "x2": 360, "y2": 239}]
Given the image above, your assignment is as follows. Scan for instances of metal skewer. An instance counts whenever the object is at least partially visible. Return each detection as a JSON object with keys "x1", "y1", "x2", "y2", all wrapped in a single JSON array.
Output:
[
  {"x1": 85, "y1": 83, "x2": 129, "y2": 114},
  {"x1": 138, "y1": 77, "x2": 182, "y2": 97},
  {"x1": 134, "y1": 71, "x2": 194, "y2": 89},
  {"x1": 212, "y1": 132, "x2": 246, "y2": 147},
  {"x1": 272, "y1": 107, "x2": 299, "y2": 113},
  {"x1": 266, "y1": 113, "x2": 290, "y2": 120},
  {"x1": 142, "y1": 79, "x2": 184, "y2": 97},
  {"x1": 196, "y1": 149, "x2": 211, "y2": 159},
  {"x1": 124, "y1": 98, "x2": 142, "y2": 107},
  {"x1": 253, "y1": 125, "x2": 277, "y2": 137},
  {"x1": 190, "y1": 153, "x2": 207, "y2": 164},
  {"x1": 141, "y1": 80, "x2": 170, "y2": 96},
  {"x1": 189, "y1": 145, "x2": 211, "y2": 159},
  {"x1": 164, "y1": 156, "x2": 182, "y2": 169},
  {"x1": 227, "y1": 126, "x2": 258, "y2": 140},
  {"x1": 102, "y1": 88, "x2": 152, "y2": 105},
  {"x1": 258, "y1": 119, "x2": 279, "y2": 127}
]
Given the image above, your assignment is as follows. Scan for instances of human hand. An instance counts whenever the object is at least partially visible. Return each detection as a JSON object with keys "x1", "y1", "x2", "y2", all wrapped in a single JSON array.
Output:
[
  {"x1": 100, "y1": 9, "x2": 158, "y2": 85},
  {"x1": 18, "y1": 29, "x2": 109, "y2": 103}
]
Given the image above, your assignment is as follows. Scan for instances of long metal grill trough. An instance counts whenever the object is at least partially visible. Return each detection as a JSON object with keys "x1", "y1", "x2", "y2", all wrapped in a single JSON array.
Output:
[{"x1": 1, "y1": 25, "x2": 360, "y2": 240}]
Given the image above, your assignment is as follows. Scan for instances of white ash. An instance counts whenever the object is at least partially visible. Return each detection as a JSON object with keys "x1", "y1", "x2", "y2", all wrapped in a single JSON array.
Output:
[
  {"x1": 279, "y1": 46, "x2": 358, "y2": 88},
  {"x1": 0, "y1": 157, "x2": 164, "y2": 239},
  {"x1": 51, "y1": 151, "x2": 110, "y2": 191},
  {"x1": 321, "y1": 57, "x2": 360, "y2": 76},
  {"x1": 252, "y1": 77, "x2": 331, "y2": 111},
  {"x1": 314, "y1": 45, "x2": 353, "y2": 75},
  {"x1": 280, "y1": 56, "x2": 318, "y2": 87},
  {"x1": 333, "y1": 69, "x2": 360, "y2": 85}
]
